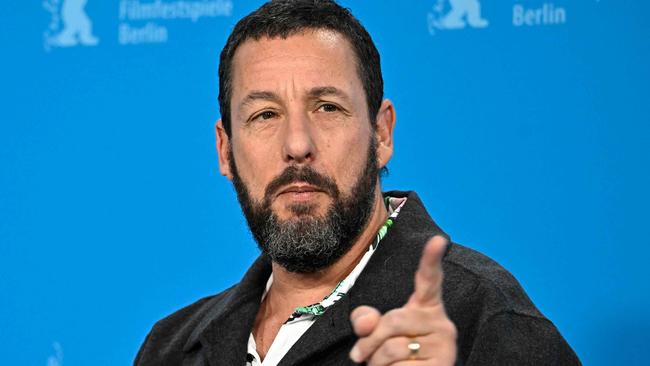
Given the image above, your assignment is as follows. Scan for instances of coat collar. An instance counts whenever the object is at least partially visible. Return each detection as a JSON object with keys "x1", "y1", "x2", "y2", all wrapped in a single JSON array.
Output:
[
  {"x1": 183, "y1": 191, "x2": 447, "y2": 365},
  {"x1": 182, "y1": 255, "x2": 272, "y2": 365}
]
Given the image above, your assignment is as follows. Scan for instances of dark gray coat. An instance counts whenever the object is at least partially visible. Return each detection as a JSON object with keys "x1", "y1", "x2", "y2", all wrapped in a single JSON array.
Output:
[{"x1": 135, "y1": 191, "x2": 580, "y2": 365}]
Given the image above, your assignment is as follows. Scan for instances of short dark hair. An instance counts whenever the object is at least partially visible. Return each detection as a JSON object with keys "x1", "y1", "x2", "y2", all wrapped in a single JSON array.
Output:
[{"x1": 218, "y1": 0, "x2": 383, "y2": 137}]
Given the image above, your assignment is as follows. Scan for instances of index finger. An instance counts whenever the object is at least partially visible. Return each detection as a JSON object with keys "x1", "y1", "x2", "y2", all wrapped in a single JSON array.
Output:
[{"x1": 407, "y1": 235, "x2": 448, "y2": 307}]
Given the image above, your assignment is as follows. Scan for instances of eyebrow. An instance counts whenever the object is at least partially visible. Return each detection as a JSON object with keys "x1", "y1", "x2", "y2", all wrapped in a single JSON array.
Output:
[
  {"x1": 239, "y1": 90, "x2": 281, "y2": 111},
  {"x1": 306, "y1": 86, "x2": 352, "y2": 102},
  {"x1": 238, "y1": 86, "x2": 352, "y2": 113}
]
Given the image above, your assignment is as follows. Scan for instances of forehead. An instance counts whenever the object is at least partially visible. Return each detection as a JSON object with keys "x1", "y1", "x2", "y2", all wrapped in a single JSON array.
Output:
[{"x1": 230, "y1": 29, "x2": 361, "y2": 99}]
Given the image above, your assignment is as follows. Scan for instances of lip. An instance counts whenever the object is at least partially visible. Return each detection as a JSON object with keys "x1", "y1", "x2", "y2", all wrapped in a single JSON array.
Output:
[{"x1": 276, "y1": 183, "x2": 325, "y2": 197}]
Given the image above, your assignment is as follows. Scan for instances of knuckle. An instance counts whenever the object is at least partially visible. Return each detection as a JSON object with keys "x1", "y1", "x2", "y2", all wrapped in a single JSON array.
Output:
[
  {"x1": 450, "y1": 324, "x2": 458, "y2": 341},
  {"x1": 382, "y1": 309, "x2": 401, "y2": 331},
  {"x1": 382, "y1": 343, "x2": 400, "y2": 360},
  {"x1": 388, "y1": 337, "x2": 407, "y2": 357},
  {"x1": 359, "y1": 335, "x2": 382, "y2": 355},
  {"x1": 442, "y1": 319, "x2": 458, "y2": 340},
  {"x1": 371, "y1": 338, "x2": 403, "y2": 365}
]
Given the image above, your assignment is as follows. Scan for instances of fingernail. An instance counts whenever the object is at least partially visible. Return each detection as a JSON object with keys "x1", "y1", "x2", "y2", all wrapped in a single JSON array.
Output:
[{"x1": 349, "y1": 346, "x2": 362, "y2": 363}]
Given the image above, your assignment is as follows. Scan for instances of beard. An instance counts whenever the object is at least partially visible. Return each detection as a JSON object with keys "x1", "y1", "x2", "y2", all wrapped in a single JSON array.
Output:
[{"x1": 229, "y1": 138, "x2": 379, "y2": 273}]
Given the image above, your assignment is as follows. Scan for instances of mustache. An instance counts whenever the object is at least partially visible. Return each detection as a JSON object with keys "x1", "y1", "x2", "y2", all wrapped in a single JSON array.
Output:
[{"x1": 264, "y1": 165, "x2": 340, "y2": 202}]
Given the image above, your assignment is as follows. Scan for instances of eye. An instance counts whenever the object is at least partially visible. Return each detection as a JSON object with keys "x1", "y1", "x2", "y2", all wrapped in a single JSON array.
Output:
[
  {"x1": 252, "y1": 110, "x2": 278, "y2": 121},
  {"x1": 318, "y1": 103, "x2": 340, "y2": 112}
]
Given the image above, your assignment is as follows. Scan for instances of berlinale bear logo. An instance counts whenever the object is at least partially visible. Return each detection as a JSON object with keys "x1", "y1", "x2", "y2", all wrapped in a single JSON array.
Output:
[
  {"x1": 43, "y1": 0, "x2": 99, "y2": 51},
  {"x1": 427, "y1": 0, "x2": 489, "y2": 35}
]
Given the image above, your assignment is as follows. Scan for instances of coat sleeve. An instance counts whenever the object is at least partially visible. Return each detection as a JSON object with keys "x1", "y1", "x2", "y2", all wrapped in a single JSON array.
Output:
[{"x1": 464, "y1": 311, "x2": 581, "y2": 366}]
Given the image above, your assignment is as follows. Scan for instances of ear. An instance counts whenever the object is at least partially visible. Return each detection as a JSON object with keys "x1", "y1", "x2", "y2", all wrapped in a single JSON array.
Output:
[
  {"x1": 374, "y1": 99, "x2": 396, "y2": 170},
  {"x1": 215, "y1": 119, "x2": 233, "y2": 180}
]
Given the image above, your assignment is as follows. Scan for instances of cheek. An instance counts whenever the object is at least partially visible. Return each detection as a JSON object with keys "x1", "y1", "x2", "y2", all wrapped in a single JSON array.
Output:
[
  {"x1": 324, "y1": 130, "x2": 372, "y2": 190},
  {"x1": 232, "y1": 141, "x2": 276, "y2": 198}
]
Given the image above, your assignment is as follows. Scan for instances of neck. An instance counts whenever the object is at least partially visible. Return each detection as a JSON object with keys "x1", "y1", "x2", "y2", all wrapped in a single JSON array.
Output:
[{"x1": 267, "y1": 185, "x2": 388, "y2": 310}]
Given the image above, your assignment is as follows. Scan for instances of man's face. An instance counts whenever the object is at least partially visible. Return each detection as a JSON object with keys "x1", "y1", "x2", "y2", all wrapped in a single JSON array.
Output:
[{"x1": 219, "y1": 30, "x2": 382, "y2": 272}]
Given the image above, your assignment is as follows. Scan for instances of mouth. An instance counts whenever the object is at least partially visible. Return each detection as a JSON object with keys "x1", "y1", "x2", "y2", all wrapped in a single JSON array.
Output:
[{"x1": 276, "y1": 183, "x2": 326, "y2": 199}]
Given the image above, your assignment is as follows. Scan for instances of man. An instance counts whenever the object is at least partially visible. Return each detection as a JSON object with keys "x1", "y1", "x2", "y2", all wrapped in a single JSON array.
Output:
[{"x1": 135, "y1": 1, "x2": 580, "y2": 365}]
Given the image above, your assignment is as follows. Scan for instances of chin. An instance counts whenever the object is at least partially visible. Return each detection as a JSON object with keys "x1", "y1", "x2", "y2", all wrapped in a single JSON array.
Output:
[{"x1": 279, "y1": 202, "x2": 327, "y2": 219}]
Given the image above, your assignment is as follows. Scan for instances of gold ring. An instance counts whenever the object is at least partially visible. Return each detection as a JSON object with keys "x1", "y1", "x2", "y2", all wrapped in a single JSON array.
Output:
[{"x1": 407, "y1": 337, "x2": 420, "y2": 360}]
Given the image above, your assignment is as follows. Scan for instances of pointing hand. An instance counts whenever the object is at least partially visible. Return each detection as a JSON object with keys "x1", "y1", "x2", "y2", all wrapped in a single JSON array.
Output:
[{"x1": 349, "y1": 236, "x2": 457, "y2": 365}]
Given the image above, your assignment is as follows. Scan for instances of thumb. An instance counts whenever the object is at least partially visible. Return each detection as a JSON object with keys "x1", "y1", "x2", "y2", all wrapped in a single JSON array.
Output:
[{"x1": 350, "y1": 305, "x2": 381, "y2": 337}]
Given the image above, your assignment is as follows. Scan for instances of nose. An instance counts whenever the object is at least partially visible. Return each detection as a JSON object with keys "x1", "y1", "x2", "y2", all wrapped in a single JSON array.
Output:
[{"x1": 281, "y1": 110, "x2": 316, "y2": 164}]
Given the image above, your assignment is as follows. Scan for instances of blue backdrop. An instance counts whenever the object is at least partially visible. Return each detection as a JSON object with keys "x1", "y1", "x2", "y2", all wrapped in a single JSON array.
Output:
[{"x1": 1, "y1": 1, "x2": 649, "y2": 365}]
